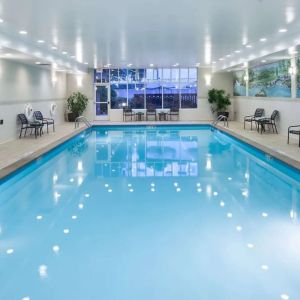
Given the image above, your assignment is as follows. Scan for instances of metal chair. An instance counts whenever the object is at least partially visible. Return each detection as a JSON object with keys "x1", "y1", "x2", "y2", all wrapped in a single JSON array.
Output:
[
  {"x1": 244, "y1": 108, "x2": 264, "y2": 130},
  {"x1": 146, "y1": 109, "x2": 156, "y2": 121},
  {"x1": 168, "y1": 108, "x2": 180, "y2": 121},
  {"x1": 256, "y1": 110, "x2": 279, "y2": 134},
  {"x1": 34, "y1": 111, "x2": 55, "y2": 133},
  {"x1": 288, "y1": 125, "x2": 300, "y2": 147},
  {"x1": 123, "y1": 107, "x2": 135, "y2": 122},
  {"x1": 17, "y1": 114, "x2": 43, "y2": 138}
]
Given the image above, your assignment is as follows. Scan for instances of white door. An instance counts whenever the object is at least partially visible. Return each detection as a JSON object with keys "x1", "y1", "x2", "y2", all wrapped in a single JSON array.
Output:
[{"x1": 95, "y1": 84, "x2": 110, "y2": 120}]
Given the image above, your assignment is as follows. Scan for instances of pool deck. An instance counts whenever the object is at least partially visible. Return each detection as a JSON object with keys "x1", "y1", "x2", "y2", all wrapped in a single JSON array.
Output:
[{"x1": 0, "y1": 120, "x2": 300, "y2": 180}]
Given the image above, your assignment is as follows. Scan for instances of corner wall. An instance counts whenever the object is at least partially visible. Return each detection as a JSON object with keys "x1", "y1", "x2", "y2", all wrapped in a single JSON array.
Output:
[
  {"x1": 0, "y1": 59, "x2": 67, "y2": 143},
  {"x1": 66, "y1": 69, "x2": 233, "y2": 122}
]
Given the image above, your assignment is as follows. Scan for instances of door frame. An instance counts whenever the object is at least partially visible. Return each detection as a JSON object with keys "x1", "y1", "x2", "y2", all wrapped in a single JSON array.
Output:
[{"x1": 94, "y1": 83, "x2": 111, "y2": 121}]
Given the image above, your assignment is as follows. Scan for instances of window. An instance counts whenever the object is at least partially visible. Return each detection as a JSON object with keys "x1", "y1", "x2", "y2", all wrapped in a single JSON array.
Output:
[
  {"x1": 94, "y1": 68, "x2": 198, "y2": 109},
  {"x1": 111, "y1": 84, "x2": 127, "y2": 109}
]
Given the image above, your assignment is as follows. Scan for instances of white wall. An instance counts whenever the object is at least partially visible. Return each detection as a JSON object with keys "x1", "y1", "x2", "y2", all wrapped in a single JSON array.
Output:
[
  {"x1": 66, "y1": 68, "x2": 233, "y2": 122},
  {"x1": 234, "y1": 96, "x2": 300, "y2": 135},
  {"x1": 0, "y1": 59, "x2": 67, "y2": 143}
]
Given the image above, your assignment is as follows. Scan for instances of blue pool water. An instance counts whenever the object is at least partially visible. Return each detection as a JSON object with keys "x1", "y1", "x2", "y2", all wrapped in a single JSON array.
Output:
[{"x1": 1, "y1": 125, "x2": 300, "y2": 300}]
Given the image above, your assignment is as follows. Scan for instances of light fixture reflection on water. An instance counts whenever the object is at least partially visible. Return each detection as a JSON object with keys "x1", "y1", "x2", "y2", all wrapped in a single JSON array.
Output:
[
  {"x1": 227, "y1": 213, "x2": 233, "y2": 218},
  {"x1": 108, "y1": 189, "x2": 113, "y2": 193},
  {"x1": 262, "y1": 212, "x2": 268, "y2": 218},
  {"x1": 70, "y1": 178, "x2": 74, "y2": 183},
  {"x1": 6, "y1": 248, "x2": 14, "y2": 255},
  {"x1": 261, "y1": 265, "x2": 269, "y2": 271},
  {"x1": 206, "y1": 156, "x2": 212, "y2": 170},
  {"x1": 84, "y1": 193, "x2": 90, "y2": 198},
  {"x1": 78, "y1": 204, "x2": 84, "y2": 209},
  {"x1": 236, "y1": 226, "x2": 242, "y2": 232},
  {"x1": 72, "y1": 215, "x2": 77, "y2": 220},
  {"x1": 281, "y1": 294, "x2": 289, "y2": 300},
  {"x1": 53, "y1": 173, "x2": 58, "y2": 184},
  {"x1": 220, "y1": 201, "x2": 225, "y2": 207},
  {"x1": 52, "y1": 245, "x2": 60, "y2": 253},
  {"x1": 290, "y1": 209, "x2": 297, "y2": 220},
  {"x1": 78, "y1": 176, "x2": 83, "y2": 186},
  {"x1": 151, "y1": 188, "x2": 155, "y2": 192},
  {"x1": 38, "y1": 265, "x2": 48, "y2": 278},
  {"x1": 63, "y1": 229, "x2": 70, "y2": 234},
  {"x1": 213, "y1": 192, "x2": 218, "y2": 196},
  {"x1": 197, "y1": 188, "x2": 202, "y2": 193},
  {"x1": 247, "y1": 243, "x2": 254, "y2": 249},
  {"x1": 228, "y1": 177, "x2": 232, "y2": 181},
  {"x1": 206, "y1": 185, "x2": 212, "y2": 197},
  {"x1": 36, "y1": 215, "x2": 43, "y2": 220},
  {"x1": 22, "y1": 297, "x2": 30, "y2": 300},
  {"x1": 176, "y1": 187, "x2": 181, "y2": 192},
  {"x1": 77, "y1": 161, "x2": 83, "y2": 171}
]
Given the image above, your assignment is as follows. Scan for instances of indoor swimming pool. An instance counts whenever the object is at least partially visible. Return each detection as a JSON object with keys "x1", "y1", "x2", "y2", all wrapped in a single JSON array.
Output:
[{"x1": 0, "y1": 125, "x2": 300, "y2": 300}]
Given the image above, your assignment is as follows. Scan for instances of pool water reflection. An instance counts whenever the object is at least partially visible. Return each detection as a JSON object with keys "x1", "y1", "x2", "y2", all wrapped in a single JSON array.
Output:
[{"x1": 0, "y1": 125, "x2": 300, "y2": 300}]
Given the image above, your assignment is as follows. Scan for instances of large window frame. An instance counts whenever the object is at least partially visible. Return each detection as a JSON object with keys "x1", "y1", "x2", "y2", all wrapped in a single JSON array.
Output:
[{"x1": 94, "y1": 68, "x2": 198, "y2": 109}]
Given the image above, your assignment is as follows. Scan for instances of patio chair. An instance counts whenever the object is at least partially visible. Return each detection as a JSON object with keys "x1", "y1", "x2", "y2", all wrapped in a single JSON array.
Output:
[
  {"x1": 256, "y1": 110, "x2": 279, "y2": 134},
  {"x1": 288, "y1": 125, "x2": 300, "y2": 147},
  {"x1": 146, "y1": 109, "x2": 156, "y2": 121},
  {"x1": 34, "y1": 111, "x2": 55, "y2": 133},
  {"x1": 168, "y1": 108, "x2": 180, "y2": 121},
  {"x1": 17, "y1": 113, "x2": 44, "y2": 138},
  {"x1": 244, "y1": 108, "x2": 264, "y2": 130},
  {"x1": 123, "y1": 107, "x2": 135, "y2": 122}
]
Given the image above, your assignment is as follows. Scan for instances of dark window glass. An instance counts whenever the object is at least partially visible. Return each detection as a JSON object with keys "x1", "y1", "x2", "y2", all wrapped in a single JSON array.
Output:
[
  {"x1": 128, "y1": 84, "x2": 145, "y2": 108},
  {"x1": 111, "y1": 84, "x2": 127, "y2": 109},
  {"x1": 128, "y1": 69, "x2": 137, "y2": 82},
  {"x1": 110, "y1": 69, "x2": 119, "y2": 83},
  {"x1": 146, "y1": 82, "x2": 162, "y2": 109},
  {"x1": 180, "y1": 82, "x2": 197, "y2": 108},
  {"x1": 163, "y1": 82, "x2": 180, "y2": 109},
  {"x1": 102, "y1": 69, "x2": 110, "y2": 83},
  {"x1": 119, "y1": 69, "x2": 127, "y2": 83}
]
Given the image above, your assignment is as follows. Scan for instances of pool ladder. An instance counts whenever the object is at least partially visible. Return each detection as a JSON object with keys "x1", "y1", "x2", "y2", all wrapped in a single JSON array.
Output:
[
  {"x1": 75, "y1": 116, "x2": 92, "y2": 129},
  {"x1": 211, "y1": 115, "x2": 229, "y2": 131}
]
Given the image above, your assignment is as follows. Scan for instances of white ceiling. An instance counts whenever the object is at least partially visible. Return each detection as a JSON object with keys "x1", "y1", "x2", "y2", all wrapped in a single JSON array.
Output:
[{"x1": 0, "y1": 0, "x2": 300, "y2": 70}]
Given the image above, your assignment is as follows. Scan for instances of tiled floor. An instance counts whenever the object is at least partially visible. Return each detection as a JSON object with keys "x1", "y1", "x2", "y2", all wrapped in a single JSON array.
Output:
[{"x1": 0, "y1": 120, "x2": 300, "y2": 180}]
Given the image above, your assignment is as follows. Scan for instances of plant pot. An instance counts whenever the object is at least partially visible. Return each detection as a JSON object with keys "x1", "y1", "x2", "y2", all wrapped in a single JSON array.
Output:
[
  {"x1": 217, "y1": 112, "x2": 229, "y2": 119},
  {"x1": 68, "y1": 112, "x2": 79, "y2": 122}
]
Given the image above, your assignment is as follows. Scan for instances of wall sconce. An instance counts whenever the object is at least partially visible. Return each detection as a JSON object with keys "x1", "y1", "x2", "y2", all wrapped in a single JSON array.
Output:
[
  {"x1": 77, "y1": 75, "x2": 83, "y2": 87},
  {"x1": 244, "y1": 75, "x2": 249, "y2": 81},
  {"x1": 288, "y1": 66, "x2": 296, "y2": 76},
  {"x1": 204, "y1": 74, "x2": 212, "y2": 86}
]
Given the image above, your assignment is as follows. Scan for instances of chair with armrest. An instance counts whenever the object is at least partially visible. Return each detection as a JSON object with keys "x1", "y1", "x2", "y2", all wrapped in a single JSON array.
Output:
[
  {"x1": 288, "y1": 125, "x2": 300, "y2": 147},
  {"x1": 244, "y1": 108, "x2": 264, "y2": 130},
  {"x1": 168, "y1": 108, "x2": 180, "y2": 121},
  {"x1": 256, "y1": 110, "x2": 279, "y2": 134},
  {"x1": 34, "y1": 111, "x2": 55, "y2": 133},
  {"x1": 17, "y1": 113, "x2": 44, "y2": 139}
]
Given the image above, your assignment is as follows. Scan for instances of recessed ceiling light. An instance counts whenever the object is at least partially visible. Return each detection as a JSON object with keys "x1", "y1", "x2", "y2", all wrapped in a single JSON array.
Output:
[
  {"x1": 235, "y1": 50, "x2": 241, "y2": 53},
  {"x1": 195, "y1": 63, "x2": 200, "y2": 67},
  {"x1": 35, "y1": 61, "x2": 41, "y2": 64},
  {"x1": 70, "y1": 55, "x2": 75, "y2": 59},
  {"x1": 219, "y1": 58, "x2": 224, "y2": 61},
  {"x1": 212, "y1": 61, "x2": 216, "y2": 64},
  {"x1": 261, "y1": 60, "x2": 267, "y2": 63},
  {"x1": 260, "y1": 38, "x2": 267, "y2": 42},
  {"x1": 279, "y1": 28, "x2": 287, "y2": 33},
  {"x1": 19, "y1": 30, "x2": 28, "y2": 35},
  {"x1": 127, "y1": 63, "x2": 132, "y2": 67},
  {"x1": 5, "y1": 53, "x2": 12, "y2": 57},
  {"x1": 62, "y1": 51, "x2": 68, "y2": 55},
  {"x1": 84, "y1": 62, "x2": 88, "y2": 65},
  {"x1": 226, "y1": 55, "x2": 231, "y2": 57},
  {"x1": 51, "y1": 46, "x2": 57, "y2": 50},
  {"x1": 0, "y1": 18, "x2": 4, "y2": 23},
  {"x1": 246, "y1": 45, "x2": 252, "y2": 48},
  {"x1": 37, "y1": 40, "x2": 45, "y2": 44},
  {"x1": 149, "y1": 63, "x2": 154, "y2": 67}
]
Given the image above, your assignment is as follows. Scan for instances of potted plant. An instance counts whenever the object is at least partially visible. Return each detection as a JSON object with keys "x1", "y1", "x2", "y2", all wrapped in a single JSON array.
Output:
[
  {"x1": 208, "y1": 89, "x2": 231, "y2": 118},
  {"x1": 67, "y1": 92, "x2": 89, "y2": 122}
]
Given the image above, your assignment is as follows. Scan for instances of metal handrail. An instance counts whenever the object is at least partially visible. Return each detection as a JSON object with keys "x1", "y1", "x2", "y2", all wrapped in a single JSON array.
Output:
[
  {"x1": 75, "y1": 116, "x2": 92, "y2": 129},
  {"x1": 211, "y1": 115, "x2": 229, "y2": 131}
]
